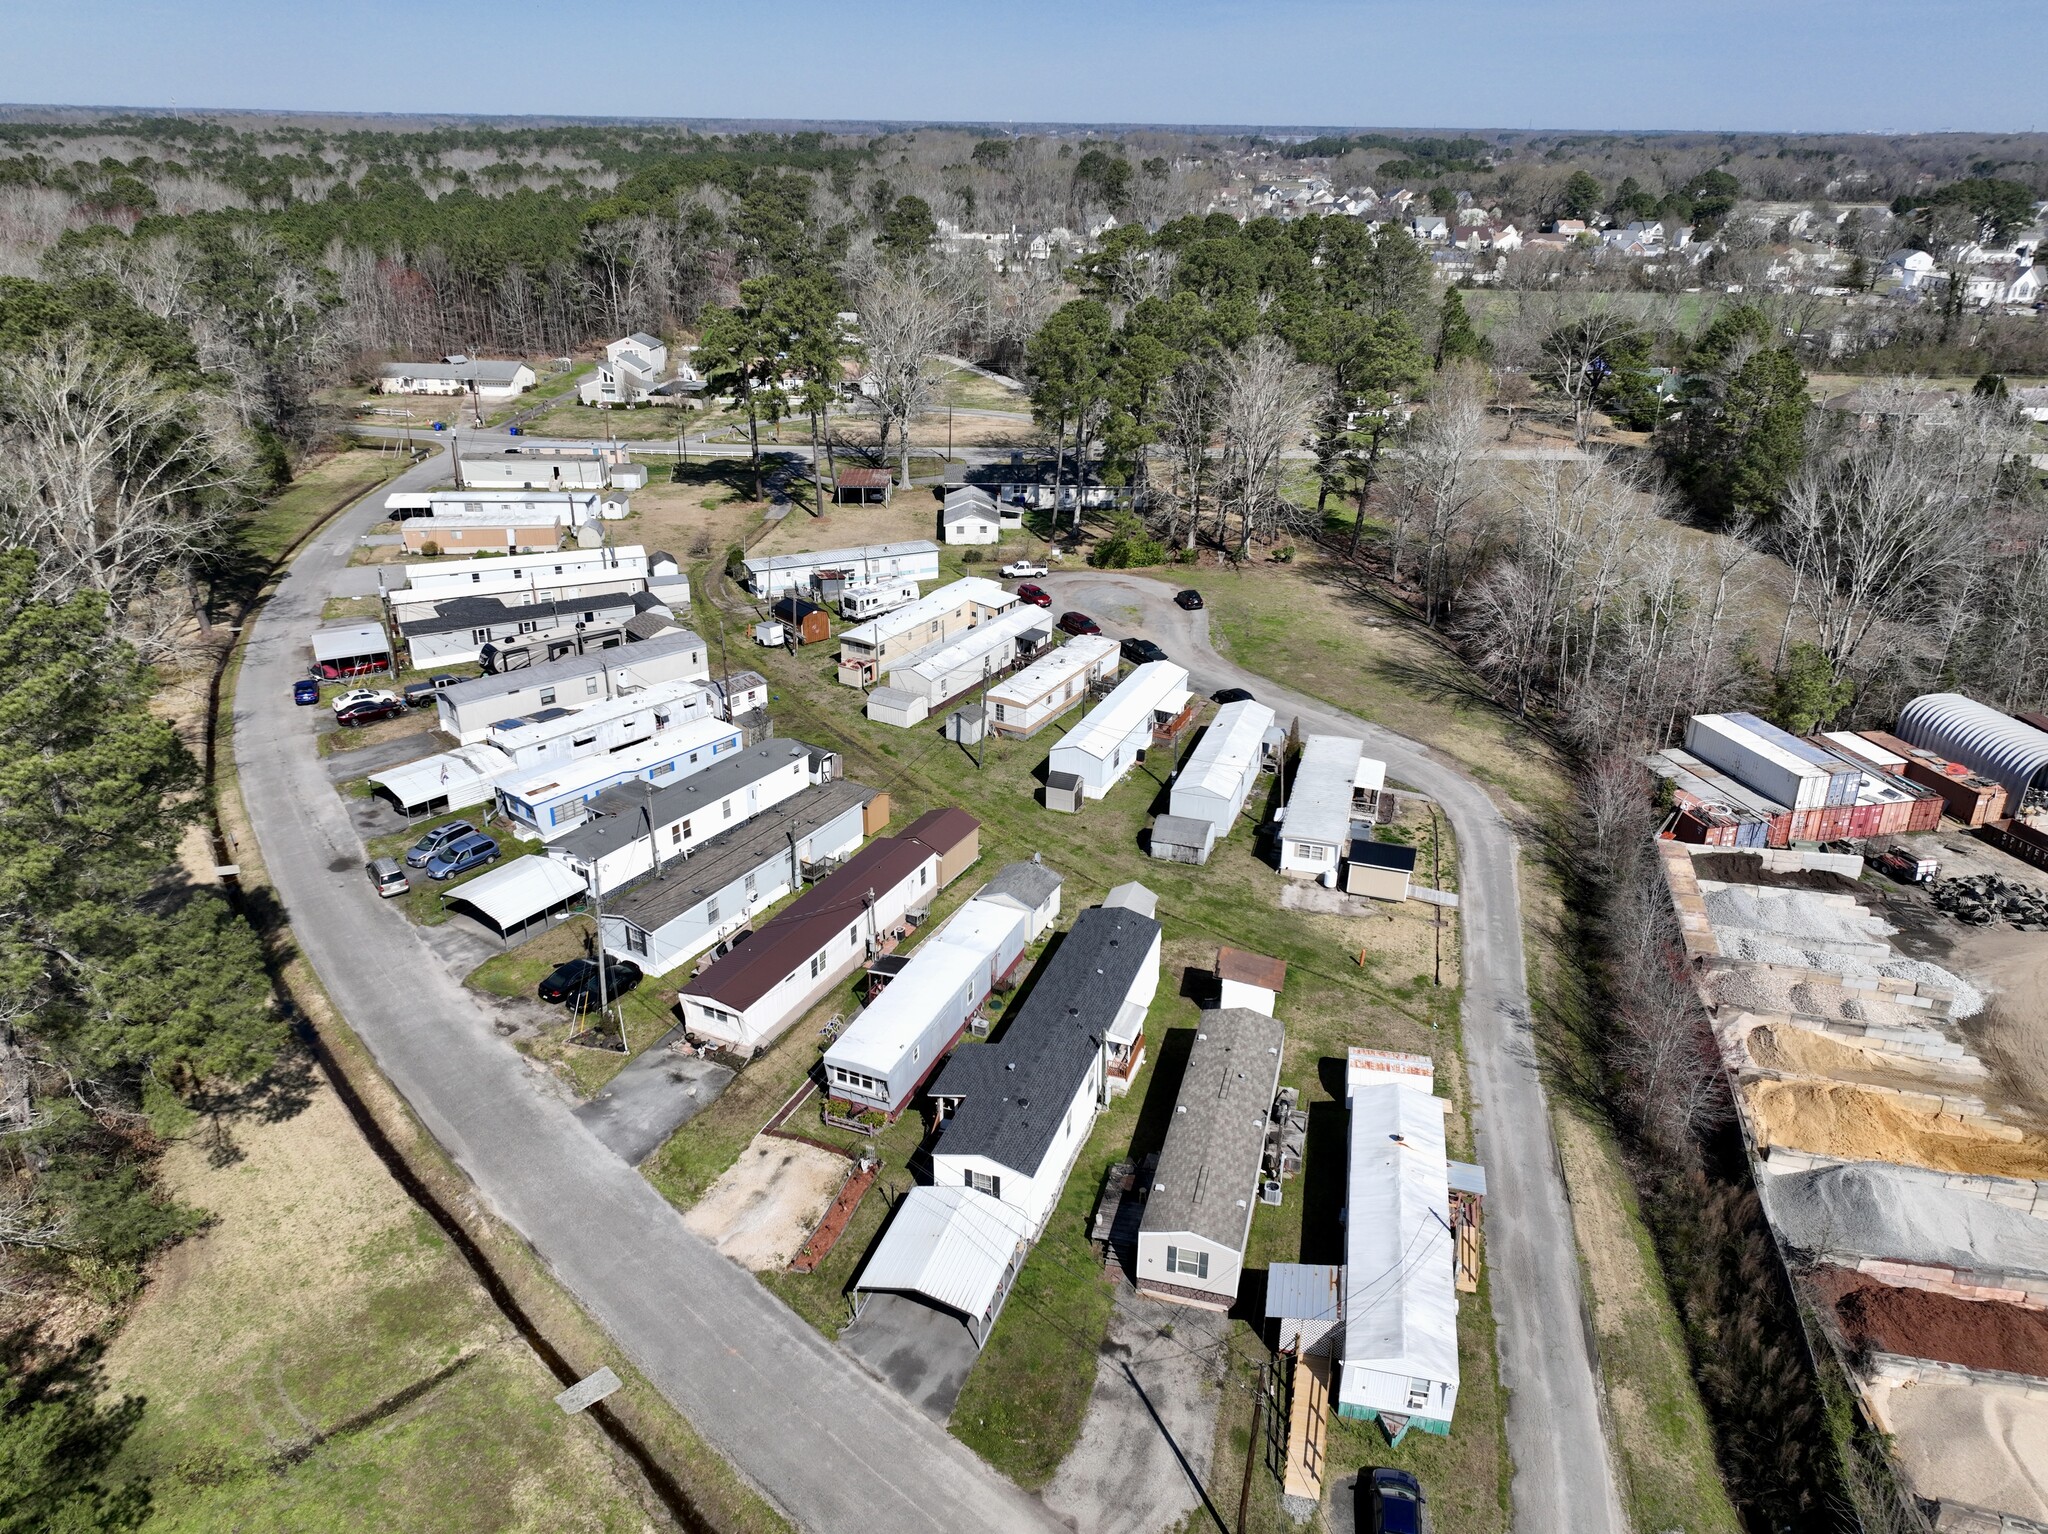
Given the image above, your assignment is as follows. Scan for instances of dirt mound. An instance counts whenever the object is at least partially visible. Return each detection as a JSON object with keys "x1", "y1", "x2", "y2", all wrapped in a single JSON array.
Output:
[
  {"x1": 1741, "y1": 1023, "x2": 1970, "y2": 1092},
  {"x1": 1811, "y1": 1266, "x2": 2048, "y2": 1377},
  {"x1": 1744, "y1": 1078, "x2": 2048, "y2": 1179},
  {"x1": 1691, "y1": 853, "x2": 1862, "y2": 892}
]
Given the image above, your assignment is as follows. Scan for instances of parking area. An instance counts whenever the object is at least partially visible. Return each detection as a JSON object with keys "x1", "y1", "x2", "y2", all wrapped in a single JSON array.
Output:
[
  {"x1": 840, "y1": 1293, "x2": 980, "y2": 1423},
  {"x1": 573, "y1": 1030, "x2": 734, "y2": 1164},
  {"x1": 683, "y1": 1134, "x2": 852, "y2": 1270}
]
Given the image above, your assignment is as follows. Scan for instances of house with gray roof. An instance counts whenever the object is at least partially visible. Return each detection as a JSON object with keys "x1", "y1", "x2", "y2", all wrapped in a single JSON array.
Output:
[
  {"x1": 433, "y1": 628, "x2": 710, "y2": 742},
  {"x1": 377, "y1": 357, "x2": 536, "y2": 399}
]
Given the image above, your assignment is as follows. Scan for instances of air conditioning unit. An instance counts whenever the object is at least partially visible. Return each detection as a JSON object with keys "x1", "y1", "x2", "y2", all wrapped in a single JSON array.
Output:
[{"x1": 1259, "y1": 1179, "x2": 1283, "y2": 1207}]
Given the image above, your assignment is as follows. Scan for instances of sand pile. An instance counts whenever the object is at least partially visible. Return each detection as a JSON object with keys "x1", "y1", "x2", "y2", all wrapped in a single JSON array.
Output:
[
  {"x1": 1761, "y1": 1161, "x2": 2048, "y2": 1275},
  {"x1": 1812, "y1": 1267, "x2": 2048, "y2": 1377},
  {"x1": 1869, "y1": 1375, "x2": 2048, "y2": 1522},
  {"x1": 1744, "y1": 1078, "x2": 2048, "y2": 1179},
  {"x1": 1705, "y1": 885, "x2": 1896, "y2": 947},
  {"x1": 1740, "y1": 1023, "x2": 1977, "y2": 1094}
]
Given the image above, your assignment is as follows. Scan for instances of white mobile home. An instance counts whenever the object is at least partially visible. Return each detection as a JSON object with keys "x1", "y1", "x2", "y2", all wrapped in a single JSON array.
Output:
[
  {"x1": 742, "y1": 540, "x2": 941, "y2": 599},
  {"x1": 1339, "y1": 1048, "x2": 1457, "y2": 1439},
  {"x1": 378, "y1": 358, "x2": 535, "y2": 399},
  {"x1": 545, "y1": 738, "x2": 837, "y2": 893},
  {"x1": 836, "y1": 577, "x2": 1018, "y2": 686},
  {"x1": 886, "y1": 606, "x2": 1050, "y2": 710},
  {"x1": 1135, "y1": 1008, "x2": 1286, "y2": 1311},
  {"x1": 823, "y1": 894, "x2": 1031, "y2": 1115},
  {"x1": 1047, "y1": 662, "x2": 1192, "y2": 801},
  {"x1": 391, "y1": 544, "x2": 648, "y2": 598},
  {"x1": 495, "y1": 716, "x2": 742, "y2": 840},
  {"x1": 1170, "y1": 699, "x2": 1276, "y2": 839},
  {"x1": 458, "y1": 449, "x2": 645, "y2": 492},
  {"x1": 1279, "y1": 735, "x2": 1372, "y2": 883},
  {"x1": 678, "y1": 833, "x2": 943, "y2": 1054},
  {"x1": 986, "y1": 636, "x2": 1119, "y2": 738},
  {"x1": 595, "y1": 778, "x2": 876, "y2": 977},
  {"x1": 434, "y1": 630, "x2": 711, "y2": 742}
]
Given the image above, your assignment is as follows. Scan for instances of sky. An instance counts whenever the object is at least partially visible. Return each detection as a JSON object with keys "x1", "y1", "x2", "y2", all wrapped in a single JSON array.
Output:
[{"x1": 1, "y1": 0, "x2": 2043, "y2": 134}]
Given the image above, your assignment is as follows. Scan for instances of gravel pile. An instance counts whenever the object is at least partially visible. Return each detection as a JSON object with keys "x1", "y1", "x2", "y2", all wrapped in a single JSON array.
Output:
[
  {"x1": 1718, "y1": 934, "x2": 1984, "y2": 1018},
  {"x1": 1705, "y1": 885, "x2": 1896, "y2": 947},
  {"x1": 1762, "y1": 1161, "x2": 2048, "y2": 1276},
  {"x1": 1707, "y1": 968, "x2": 1938, "y2": 1030},
  {"x1": 1931, "y1": 874, "x2": 2048, "y2": 930}
]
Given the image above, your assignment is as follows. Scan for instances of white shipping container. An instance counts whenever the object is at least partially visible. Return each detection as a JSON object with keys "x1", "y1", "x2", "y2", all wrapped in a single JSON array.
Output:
[{"x1": 1683, "y1": 714, "x2": 1832, "y2": 811}]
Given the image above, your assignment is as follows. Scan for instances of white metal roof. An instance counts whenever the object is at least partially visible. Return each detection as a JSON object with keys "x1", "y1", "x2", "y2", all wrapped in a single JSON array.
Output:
[
  {"x1": 839, "y1": 577, "x2": 1015, "y2": 650},
  {"x1": 744, "y1": 540, "x2": 939, "y2": 577},
  {"x1": 398, "y1": 545, "x2": 647, "y2": 592},
  {"x1": 1688, "y1": 713, "x2": 1832, "y2": 788},
  {"x1": 1900, "y1": 692, "x2": 2048, "y2": 801},
  {"x1": 856, "y1": 1184, "x2": 1035, "y2": 1319},
  {"x1": 444, "y1": 856, "x2": 587, "y2": 930},
  {"x1": 892, "y1": 606, "x2": 1046, "y2": 688},
  {"x1": 1057, "y1": 662, "x2": 1191, "y2": 762},
  {"x1": 1340, "y1": 1076, "x2": 1458, "y2": 1399},
  {"x1": 1284, "y1": 735, "x2": 1364, "y2": 849},
  {"x1": 988, "y1": 635, "x2": 1117, "y2": 708},
  {"x1": 310, "y1": 622, "x2": 389, "y2": 661},
  {"x1": 484, "y1": 679, "x2": 699, "y2": 750},
  {"x1": 1822, "y1": 730, "x2": 1906, "y2": 769},
  {"x1": 1354, "y1": 756, "x2": 1387, "y2": 793},
  {"x1": 369, "y1": 746, "x2": 503, "y2": 812},
  {"x1": 496, "y1": 717, "x2": 737, "y2": 807},
  {"x1": 1176, "y1": 700, "x2": 1276, "y2": 801},
  {"x1": 826, "y1": 899, "x2": 1025, "y2": 1078}
]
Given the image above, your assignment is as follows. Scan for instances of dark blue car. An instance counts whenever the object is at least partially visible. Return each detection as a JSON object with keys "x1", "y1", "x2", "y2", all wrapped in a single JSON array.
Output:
[
  {"x1": 425, "y1": 833, "x2": 499, "y2": 881},
  {"x1": 293, "y1": 679, "x2": 321, "y2": 706},
  {"x1": 1365, "y1": 1468, "x2": 1427, "y2": 1534}
]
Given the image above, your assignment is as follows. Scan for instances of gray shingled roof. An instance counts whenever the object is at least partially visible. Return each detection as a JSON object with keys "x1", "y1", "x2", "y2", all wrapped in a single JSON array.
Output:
[
  {"x1": 549, "y1": 739, "x2": 822, "y2": 864},
  {"x1": 979, "y1": 859, "x2": 1063, "y2": 915},
  {"x1": 930, "y1": 904, "x2": 1160, "y2": 1177},
  {"x1": 1139, "y1": 1009, "x2": 1285, "y2": 1252},
  {"x1": 435, "y1": 628, "x2": 707, "y2": 708},
  {"x1": 399, "y1": 591, "x2": 638, "y2": 639}
]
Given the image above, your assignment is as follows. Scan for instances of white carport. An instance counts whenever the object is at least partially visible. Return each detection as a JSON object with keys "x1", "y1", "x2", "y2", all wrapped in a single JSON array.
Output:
[
  {"x1": 441, "y1": 855, "x2": 587, "y2": 938},
  {"x1": 369, "y1": 747, "x2": 502, "y2": 815},
  {"x1": 854, "y1": 1185, "x2": 1034, "y2": 1348}
]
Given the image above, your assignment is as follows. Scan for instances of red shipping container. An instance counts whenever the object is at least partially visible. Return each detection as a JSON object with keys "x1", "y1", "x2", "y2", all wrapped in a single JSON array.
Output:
[
  {"x1": 1844, "y1": 802, "x2": 1886, "y2": 840},
  {"x1": 1903, "y1": 791, "x2": 1943, "y2": 832}
]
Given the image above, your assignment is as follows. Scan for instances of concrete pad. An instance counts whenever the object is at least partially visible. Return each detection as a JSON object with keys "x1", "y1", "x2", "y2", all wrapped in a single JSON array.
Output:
[
  {"x1": 327, "y1": 565, "x2": 390, "y2": 598},
  {"x1": 684, "y1": 1135, "x2": 849, "y2": 1270},
  {"x1": 574, "y1": 1032, "x2": 734, "y2": 1165},
  {"x1": 322, "y1": 728, "x2": 438, "y2": 780},
  {"x1": 840, "y1": 1293, "x2": 978, "y2": 1424}
]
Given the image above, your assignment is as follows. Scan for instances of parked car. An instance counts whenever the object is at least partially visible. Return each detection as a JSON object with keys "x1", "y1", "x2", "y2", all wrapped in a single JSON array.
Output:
[
  {"x1": 1874, "y1": 846, "x2": 1939, "y2": 884},
  {"x1": 366, "y1": 857, "x2": 411, "y2": 898},
  {"x1": 402, "y1": 674, "x2": 463, "y2": 707},
  {"x1": 335, "y1": 697, "x2": 406, "y2": 727},
  {"x1": 539, "y1": 956, "x2": 644, "y2": 1010},
  {"x1": 1121, "y1": 636, "x2": 1169, "y2": 666},
  {"x1": 293, "y1": 679, "x2": 321, "y2": 706},
  {"x1": 1364, "y1": 1468, "x2": 1427, "y2": 1534},
  {"x1": 331, "y1": 687, "x2": 399, "y2": 714},
  {"x1": 1015, "y1": 582, "x2": 1053, "y2": 608},
  {"x1": 404, "y1": 820, "x2": 478, "y2": 868},
  {"x1": 1002, "y1": 559, "x2": 1049, "y2": 579},
  {"x1": 1058, "y1": 610, "x2": 1100, "y2": 636},
  {"x1": 424, "y1": 832, "x2": 499, "y2": 881},
  {"x1": 1173, "y1": 588, "x2": 1205, "y2": 611},
  {"x1": 1212, "y1": 686, "x2": 1257, "y2": 705}
]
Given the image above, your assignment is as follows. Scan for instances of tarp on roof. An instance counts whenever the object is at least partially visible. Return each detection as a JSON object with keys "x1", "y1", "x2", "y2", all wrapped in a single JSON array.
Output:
[
  {"x1": 856, "y1": 1185, "x2": 1034, "y2": 1319},
  {"x1": 443, "y1": 856, "x2": 587, "y2": 934},
  {"x1": 369, "y1": 747, "x2": 501, "y2": 814}
]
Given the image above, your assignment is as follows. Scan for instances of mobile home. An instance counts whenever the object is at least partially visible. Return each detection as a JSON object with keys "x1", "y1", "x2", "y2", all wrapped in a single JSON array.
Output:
[
  {"x1": 986, "y1": 636, "x2": 1119, "y2": 738},
  {"x1": 434, "y1": 630, "x2": 711, "y2": 743},
  {"x1": 1046, "y1": 662, "x2": 1192, "y2": 802},
  {"x1": 836, "y1": 577, "x2": 1017, "y2": 686},
  {"x1": 1170, "y1": 699, "x2": 1276, "y2": 839},
  {"x1": 742, "y1": 540, "x2": 940, "y2": 600},
  {"x1": 495, "y1": 716, "x2": 742, "y2": 840},
  {"x1": 886, "y1": 606, "x2": 1050, "y2": 710},
  {"x1": 1278, "y1": 735, "x2": 1370, "y2": 883}
]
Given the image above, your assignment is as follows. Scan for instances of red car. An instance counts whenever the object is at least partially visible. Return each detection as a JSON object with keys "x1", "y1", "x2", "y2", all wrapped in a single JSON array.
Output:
[
  {"x1": 335, "y1": 698, "x2": 406, "y2": 727},
  {"x1": 1057, "y1": 610, "x2": 1100, "y2": 636},
  {"x1": 1016, "y1": 582, "x2": 1053, "y2": 608}
]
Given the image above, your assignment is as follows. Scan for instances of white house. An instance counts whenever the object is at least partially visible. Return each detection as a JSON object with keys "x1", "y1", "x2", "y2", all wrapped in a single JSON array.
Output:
[
  {"x1": 1169, "y1": 699, "x2": 1276, "y2": 840},
  {"x1": 927, "y1": 898, "x2": 1163, "y2": 1234},
  {"x1": 885, "y1": 605, "x2": 1049, "y2": 711},
  {"x1": 1409, "y1": 215, "x2": 1449, "y2": 243},
  {"x1": 595, "y1": 777, "x2": 876, "y2": 977},
  {"x1": 433, "y1": 629, "x2": 711, "y2": 743},
  {"x1": 742, "y1": 540, "x2": 941, "y2": 599},
  {"x1": 941, "y1": 486, "x2": 1002, "y2": 545},
  {"x1": 579, "y1": 333, "x2": 696, "y2": 407},
  {"x1": 398, "y1": 590, "x2": 642, "y2": 669},
  {"x1": 677, "y1": 832, "x2": 944, "y2": 1054},
  {"x1": 495, "y1": 716, "x2": 744, "y2": 840},
  {"x1": 1882, "y1": 248, "x2": 1938, "y2": 290},
  {"x1": 1339, "y1": 1048, "x2": 1458, "y2": 1440},
  {"x1": 1278, "y1": 734, "x2": 1374, "y2": 883},
  {"x1": 987, "y1": 636, "x2": 1119, "y2": 738},
  {"x1": 1135, "y1": 1009, "x2": 1286, "y2": 1311},
  {"x1": 1048, "y1": 661, "x2": 1192, "y2": 802},
  {"x1": 377, "y1": 357, "x2": 535, "y2": 400}
]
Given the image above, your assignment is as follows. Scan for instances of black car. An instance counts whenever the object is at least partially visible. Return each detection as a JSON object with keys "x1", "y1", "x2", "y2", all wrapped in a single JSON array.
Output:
[
  {"x1": 1121, "y1": 636, "x2": 1169, "y2": 666},
  {"x1": 335, "y1": 697, "x2": 406, "y2": 727},
  {"x1": 1173, "y1": 588, "x2": 1205, "y2": 611},
  {"x1": 1057, "y1": 610, "x2": 1101, "y2": 637},
  {"x1": 1365, "y1": 1467, "x2": 1427, "y2": 1534},
  {"x1": 539, "y1": 956, "x2": 643, "y2": 1009},
  {"x1": 1212, "y1": 686, "x2": 1257, "y2": 705}
]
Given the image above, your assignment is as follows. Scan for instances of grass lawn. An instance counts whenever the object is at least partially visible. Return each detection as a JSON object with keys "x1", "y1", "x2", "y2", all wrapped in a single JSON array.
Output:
[
  {"x1": 924, "y1": 359, "x2": 1028, "y2": 413},
  {"x1": 244, "y1": 446, "x2": 409, "y2": 568},
  {"x1": 362, "y1": 807, "x2": 546, "y2": 929}
]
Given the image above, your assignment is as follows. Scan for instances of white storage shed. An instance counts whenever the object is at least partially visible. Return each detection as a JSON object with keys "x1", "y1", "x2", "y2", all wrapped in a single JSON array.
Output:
[
  {"x1": 1047, "y1": 661, "x2": 1191, "y2": 802},
  {"x1": 1170, "y1": 700, "x2": 1277, "y2": 839}
]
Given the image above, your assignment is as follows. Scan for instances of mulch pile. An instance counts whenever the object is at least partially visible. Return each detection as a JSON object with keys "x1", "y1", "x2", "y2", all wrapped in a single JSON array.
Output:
[
  {"x1": 1811, "y1": 1266, "x2": 2048, "y2": 1378},
  {"x1": 1691, "y1": 852, "x2": 1862, "y2": 893}
]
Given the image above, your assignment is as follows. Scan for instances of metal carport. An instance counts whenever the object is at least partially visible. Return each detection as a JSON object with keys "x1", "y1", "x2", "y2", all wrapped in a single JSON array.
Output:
[{"x1": 442, "y1": 855, "x2": 588, "y2": 939}]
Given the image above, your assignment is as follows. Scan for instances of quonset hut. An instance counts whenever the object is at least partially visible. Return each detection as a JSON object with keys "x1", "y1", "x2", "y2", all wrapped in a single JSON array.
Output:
[{"x1": 1898, "y1": 693, "x2": 2048, "y2": 811}]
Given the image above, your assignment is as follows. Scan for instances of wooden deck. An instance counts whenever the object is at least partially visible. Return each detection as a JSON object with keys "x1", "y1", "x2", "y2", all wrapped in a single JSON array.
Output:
[{"x1": 1282, "y1": 1352, "x2": 1331, "y2": 1503}]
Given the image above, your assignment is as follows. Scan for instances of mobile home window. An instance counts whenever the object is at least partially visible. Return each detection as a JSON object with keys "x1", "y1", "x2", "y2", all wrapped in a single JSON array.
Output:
[
  {"x1": 706, "y1": 899, "x2": 720, "y2": 924},
  {"x1": 471, "y1": 627, "x2": 493, "y2": 644},
  {"x1": 540, "y1": 688, "x2": 558, "y2": 705},
  {"x1": 1406, "y1": 1378, "x2": 1430, "y2": 1410},
  {"x1": 809, "y1": 954, "x2": 826, "y2": 979},
  {"x1": 670, "y1": 823, "x2": 683, "y2": 846},
  {"x1": 624, "y1": 926, "x2": 648, "y2": 956},
  {"x1": 584, "y1": 677, "x2": 599, "y2": 697},
  {"x1": 1166, "y1": 1247, "x2": 1209, "y2": 1280},
  {"x1": 966, "y1": 1170, "x2": 1001, "y2": 1199}
]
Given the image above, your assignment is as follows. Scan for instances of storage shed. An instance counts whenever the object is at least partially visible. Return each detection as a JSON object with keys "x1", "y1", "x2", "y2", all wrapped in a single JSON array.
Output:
[
  {"x1": 1136, "y1": 1008, "x2": 1286, "y2": 1311},
  {"x1": 987, "y1": 636, "x2": 1120, "y2": 737},
  {"x1": 834, "y1": 467, "x2": 895, "y2": 504},
  {"x1": 900, "y1": 806, "x2": 981, "y2": 889},
  {"x1": 1045, "y1": 770, "x2": 1086, "y2": 814},
  {"x1": 1346, "y1": 839, "x2": 1417, "y2": 901},
  {"x1": 1898, "y1": 693, "x2": 2048, "y2": 809},
  {"x1": 1047, "y1": 661, "x2": 1192, "y2": 802},
  {"x1": 865, "y1": 687, "x2": 930, "y2": 729},
  {"x1": 1170, "y1": 700, "x2": 1276, "y2": 840},
  {"x1": 309, "y1": 622, "x2": 392, "y2": 679},
  {"x1": 1149, "y1": 814, "x2": 1217, "y2": 865},
  {"x1": 945, "y1": 704, "x2": 986, "y2": 746},
  {"x1": 770, "y1": 597, "x2": 831, "y2": 645},
  {"x1": 1216, "y1": 948, "x2": 1287, "y2": 1015}
]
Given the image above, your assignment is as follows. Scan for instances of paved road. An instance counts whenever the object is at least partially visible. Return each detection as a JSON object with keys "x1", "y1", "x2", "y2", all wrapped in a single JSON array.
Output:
[
  {"x1": 234, "y1": 445, "x2": 1063, "y2": 1534},
  {"x1": 1043, "y1": 572, "x2": 1626, "y2": 1534}
]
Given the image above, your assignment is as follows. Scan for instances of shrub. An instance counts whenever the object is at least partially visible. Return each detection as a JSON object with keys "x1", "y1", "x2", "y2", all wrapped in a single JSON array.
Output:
[
  {"x1": 961, "y1": 547, "x2": 985, "y2": 564},
  {"x1": 419, "y1": 539, "x2": 440, "y2": 558}
]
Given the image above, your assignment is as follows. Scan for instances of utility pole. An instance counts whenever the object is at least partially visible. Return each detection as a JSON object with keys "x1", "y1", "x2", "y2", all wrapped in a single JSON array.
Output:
[{"x1": 586, "y1": 861, "x2": 622, "y2": 1052}]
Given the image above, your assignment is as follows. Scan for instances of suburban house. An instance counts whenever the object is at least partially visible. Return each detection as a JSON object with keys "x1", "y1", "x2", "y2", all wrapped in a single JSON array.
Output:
[
  {"x1": 1135, "y1": 1008, "x2": 1286, "y2": 1311},
  {"x1": 544, "y1": 738, "x2": 840, "y2": 892},
  {"x1": 940, "y1": 486, "x2": 1003, "y2": 544},
  {"x1": 398, "y1": 590, "x2": 643, "y2": 669},
  {"x1": 836, "y1": 576, "x2": 1019, "y2": 687},
  {"x1": 1278, "y1": 735, "x2": 1379, "y2": 883},
  {"x1": 579, "y1": 333, "x2": 702, "y2": 407},
  {"x1": 986, "y1": 636, "x2": 1120, "y2": 738},
  {"x1": 1882, "y1": 248, "x2": 1939, "y2": 290},
  {"x1": 308, "y1": 621, "x2": 391, "y2": 679},
  {"x1": 926, "y1": 895, "x2": 1163, "y2": 1233},
  {"x1": 1340, "y1": 1048, "x2": 1458, "y2": 1440},
  {"x1": 1216, "y1": 947, "x2": 1287, "y2": 1015},
  {"x1": 495, "y1": 716, "x2": 744, "y2": 840},
  {"x1": 596, "y1": 778, "x2": 881, "y2": 977},
  {"x1": 742, "y1": 540, "x2": 940, "y2": 600},
  {"x1": 1170, "y1": 699, "x2": 1277, "y2": 840},
  {"x1": 433, "y1": 628, "x2": 711, "y2": 743},
  {"x1": 822, "y1": 886, "x2": 1037, "y2": 1116},
  {"x1": 885, "y1": 605, "x2": 1050, "y2": 711},
  {"x1": 377, "y1": 356, "x2": 535, "y2": 399},
  {"x1": 1046, "y1": 661, "x2": 1194, "y2": 805},
  {"x1": 677, "y1": 828, "x2": 961, "y2": 1054},
  {"x1": 458, "y1": 448, "x2": 648, "y2": 491}
]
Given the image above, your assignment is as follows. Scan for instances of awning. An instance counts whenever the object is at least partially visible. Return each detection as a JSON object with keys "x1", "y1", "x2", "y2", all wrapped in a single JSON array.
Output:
[
  {"x1": 369, "y1": 748, "x2": 499, "y2": 814},
  {"x1": 855, "y1": 1186, "x2": 1033, "y2": 1320},
  {"x1": 443, "y1": 856, "x2": 588, "y2": 934},
  {"x1": 311, "y1": 622, "x2": 389, "y2": 662}
]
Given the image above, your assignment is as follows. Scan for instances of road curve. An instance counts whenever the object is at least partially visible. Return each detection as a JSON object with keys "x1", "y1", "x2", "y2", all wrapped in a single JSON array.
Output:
[
  {"x1": 1044, "y1": 572, "x2": 1625, "y2": 1534},
  {"x1": 232, "y1": 451, "x2": 1063, "y2": 1534}
]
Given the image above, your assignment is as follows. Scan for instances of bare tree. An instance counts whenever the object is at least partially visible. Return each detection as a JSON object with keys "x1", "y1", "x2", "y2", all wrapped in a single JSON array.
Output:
[
  {"x1": 1536, "y1": 303, "x2": 1640, "y2": 448},
  {"x1": 1383, "y1": 370, "x2": 1495, "y2": 623},
  {"x1": 1213, "y1": 336, "x2": 1321, "y2": 558},
  {"x1": 850, "y1": 252, "x2": 958, "y2": 483},
  {"x1": 1160, "y1": 360, "x2": 1219, "y2": 552}
]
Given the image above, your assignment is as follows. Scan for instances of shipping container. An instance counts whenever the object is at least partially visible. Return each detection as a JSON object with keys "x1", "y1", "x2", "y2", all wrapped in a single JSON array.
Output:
[
  {"x1": 1724, "y1": 712, "x2": 1863, "y2": 806},
  {"x1": 1649, "y1": 748, "x2": 1794, "y2": 847},
  {"x1": 1854, "y1": 731, "x2": 2009, "y2": 826},
  {"x1": 1685, "y1": 714, "x2": 1836, "y2": 811}
]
